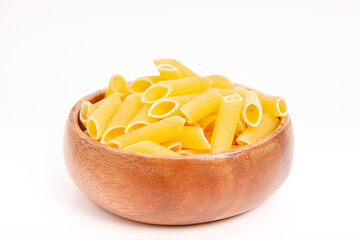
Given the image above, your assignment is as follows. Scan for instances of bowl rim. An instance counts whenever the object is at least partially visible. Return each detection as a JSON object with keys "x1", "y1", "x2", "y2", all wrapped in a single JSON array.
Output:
[{"x1": 67, "y1": 87, "x2": 290, "y2": 161}]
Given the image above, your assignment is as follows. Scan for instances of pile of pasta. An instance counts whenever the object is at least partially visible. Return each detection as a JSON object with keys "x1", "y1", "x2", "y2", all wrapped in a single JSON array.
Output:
[{"x1": 79, "y1": 59, "x2": 288, "y2": 155}]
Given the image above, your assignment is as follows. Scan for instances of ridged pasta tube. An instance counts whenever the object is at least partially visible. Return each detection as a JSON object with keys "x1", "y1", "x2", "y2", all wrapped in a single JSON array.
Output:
[
  {"x1": 109, "y1": 116, "x2": 186, "y2": 148},
  {"x1": 129, "y1": 77, "x2": 153, "y2": 94},
  {"x1": 259, "y1": 96, "x2": 287, "y2": 117},
  {"x1": 87, "y1": 94, "x2": 121, "y2": 140},
  {"x1": 236, "y1": 113, "x2": 279, "y2": 146},
  {"x1": 211, "y1": 94, "x2": 243, "y2": 153},
  {"x1": 101, "y1": 94, "x2": 143, "y2": 142},
  {"x1": 171, "y1": 126, "x2": 211, "y2": 150},
  {"x1": 157, "y1": 63, "x2": 182, "y2": 80},
  {"x1": 242, "y1": 91, "x2": 263, "y2": 127},
  {"x1": 180, "y1": 88, "x2": 223, "y2": 124},
  {"x1": 153, "y1": 58, "x2": 197, "y2": 78},
  {"x1": 207, "y1": 75, "x2": 234, "y2": 89},
  {"x1": 105, "y1": 75, "x2": 128, "y2": 100},
  {"x1": 124, "y1": 141, "x2": 179, "y2": 156},
  {"x1": 141, "y1": 76, "x2": 211, "y2": 103}
]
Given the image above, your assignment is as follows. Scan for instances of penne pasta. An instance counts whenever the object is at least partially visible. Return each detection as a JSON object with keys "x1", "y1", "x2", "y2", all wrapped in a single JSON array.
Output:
[
  {"x1": 171, "y1": 126, "x2": 211, "y2": 150},
  {"x1": 236, "y1": 113, "x2": 279, "y2": 146},
  {"x1": 148, "y1": 98, "x2": 180, "y2": 119},
  {"x1": 105, "y1": 75, "x2": 128, "y2": 100},
  {"x1": 157, "y1": 63, "x2": 182, "y2": 80},
  {"x1": 125, "y1": 104, "x2": 157, "y2": 133},
  {"x1": 108, "y1": 116, "x2": 186, "y2": 148},
  {"x1": 207, "y1": 75, "x2": 234, "y2": 89},
  {"x1": 211, "y1": 94, "x2": 243, "y2": 153},
  {"x1": 129, "y1": 77, "x2": 153, "y2": 94},
  {"x1": 197, "y1": 114, "x2": 217, "y2": 133},
  {"x1": 87, "y1": 94, "x2": 121, "y2": 140},
  {"x1": 242, "y1": 91, "x2": 262, "y2": 127},
  {"x1": 101, "y1": 94, "x2": 143, "y2": 142},
  {"x1": 161, "y1": 141, "x2": 182, "y2": 152},
  {"x1": 166, "y1": 94, "x2": 201, "y2": 106},
  {"x1": 259, "y1": 96, "x2": 287, "y2": 117},
  {"x1": 236, "y1": 117, "x2": 247, "y2": 132},
  {"x1": 180, "y1": 88, "x2": 223, "y2": 124},
  {"x1": 79, "y1": 101, "x2": 93, "y2": 127},
  {"x1": 124, "y1": 141, "x2": 179, "y2": 156},
  {"x1": 153, "y1": 58, "x2": 197, "y2": 78},
  {"x1": 141, "y1": 76, "x2": 212, "y2": 103}
]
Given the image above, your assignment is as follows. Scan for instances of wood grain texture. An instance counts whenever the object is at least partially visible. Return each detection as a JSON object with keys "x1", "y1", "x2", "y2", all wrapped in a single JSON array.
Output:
[{"x1": 63, "y1": 87, "x2": 294, "y2": 225}]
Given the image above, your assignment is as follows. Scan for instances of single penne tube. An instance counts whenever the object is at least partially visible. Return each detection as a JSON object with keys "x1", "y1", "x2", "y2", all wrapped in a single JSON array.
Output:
[
  {"x1": 105, "y1": 75, "x2": 128, "y2": 100},
  {"x1": 242, "y1": 91, "x2": 263, "y2": 127},
  {"x1": 236, "y1": 117, "x2": 247, "y2": 132},
  {"x1": 108, "y1": 116, "x2": 186, "y2": 148},
  {"x1": 236, "y1": 113, "x2": 279, "y2": 146},
  {"x1": 153, "y1": 58, "x2": 197, "y2": 78},
  {"x1": 148, "y1": 98, "x2": 180, "y2": 119},
  {"x1": 197, "y1": 114, "x2": 217, "y2": 133},
  {"x1": 161, "y1": 141, "x2": 182, "y2": 152},
  {"x1": 79, "y1": 101, "x2": 93, "y2": 127},
  {"x1": 171, "y1": 126, "x2": 211, "y2": 150},
  {"x1": 180, "y1": 88, "x2": 223, "y2": 124},
  {"x1": 157, "y1": 63, "x2": 182, "y2": 80},
  {"x1": 87, "y1": 94, "x2": 121, "y2": 140},
  {"x1": 166, "y1": 94, "x2": 201, "y2": 106},
  {"x1": 211, "y1": 94, "x2": 243, "y2": 153},
  {"x1": 141, "y1": 76, "x2": 212, "y2": 103},
  {"x1": 207, "y1": 75, "x2": 234, "y2": 89},
  {"x1": 101, "y1": 94, "x2": 143, "y2": 142},
  {"x1": 259, "y1": 96, "x2": 287, "y2": 117},
  {"x1": 124, "y1": 141, "x2": 179, "y2": 156},
  {"x1": 129, "y1": 77, "x2": 153, "y2": 94},
  {"x1": 125, "y1": 104, "x2": 157, "y2": 133}
]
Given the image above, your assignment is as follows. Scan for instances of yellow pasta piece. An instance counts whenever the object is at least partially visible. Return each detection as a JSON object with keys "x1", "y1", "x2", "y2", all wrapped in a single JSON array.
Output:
[
  {"x1": 141, "y1": 76, "x2": 212, "y2": 103},
  {"x1": 125, "y1": 104, "x2": 157, "y2": 133},
  {"x1": 166, "y1": 94, "x2": 201, "y2": 106},
  {"x1": 259, "y1": 96, "x2": 287, "y2": 117},
  {"x1": 253, "y1": 89, "x2": 268, "y2": 97},
  {"x1": 157, "y1": 63, "x2": 182, "y2": 80},
  {"x1": 180, "y1": 88, "x2": 223, "y2": 124},
  {"x1": 236, "y1": 113, "x2": 279, "y2": 146},
  {"x1": 161, "y1": 141, "x2": 182, "y2": 152},
  {"x1": 84, "y1": 130, "x2": 90, "y2": 136},
  {"x1": 197, "y1": 114, "x2": 217, "y2": 133},
  {"x1": 101, "y1": 94, "x2": 143, "y2": 142},
  {"x1": 87, "y1": 94, "x2": 121, "y2": 140},
  {"x1": 124, "y1": 141, "x2": 179, "y2": 156},
  {"x1": 207, "y1": 75, "x2": 234, "y2": 89},
  {"x1": 211, "y1": 94, "x2": 243, "y2": 153},
  {"x1": 79, "y1": 101, "x2": 93, "y2": 127},
  {"x1": 153, "y1": 58, "x2": 197, "y2": 78},
  {"x1": 236, "y1": 117, "x2": 247, "y2": 132},
  {"x1": 108, "y1": 116, "x2": 185, "y2": 148},
  {"x1": 171, "y1": 126, "x2": 211, "y2": 150},
  {"x1": 148, "y1": 98, "x2": 180, "y2": 119},
  {"x1": 242, "y1": 91, "x2": 263, "y2": 127},
  {"x1": 129, "y1": 77, "x2": 153, "y2": 94},
  {"x1": 105, "y1": 75, "x2": 127, "y2": 99}
]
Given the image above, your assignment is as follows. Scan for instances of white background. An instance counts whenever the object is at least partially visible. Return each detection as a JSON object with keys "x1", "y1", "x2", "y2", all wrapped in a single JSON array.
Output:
[{"x1": 1, "y1": 0, "x2": 360, "y2": 239}]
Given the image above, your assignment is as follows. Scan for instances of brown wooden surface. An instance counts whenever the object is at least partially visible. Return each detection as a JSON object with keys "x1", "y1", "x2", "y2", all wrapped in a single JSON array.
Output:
[{"x1": 63, "y1": 88, "x2": 294, "y2": 225}]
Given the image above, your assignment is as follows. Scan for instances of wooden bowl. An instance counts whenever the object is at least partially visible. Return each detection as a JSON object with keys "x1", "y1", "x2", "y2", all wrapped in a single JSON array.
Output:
[{"x1": 64, "y1": 88, "x2": 294, "y2": 225}]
